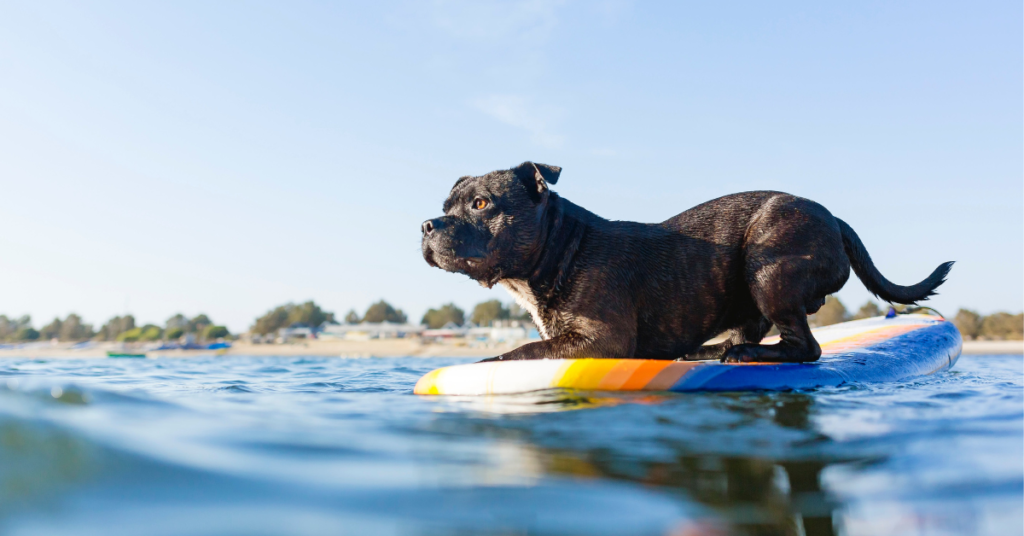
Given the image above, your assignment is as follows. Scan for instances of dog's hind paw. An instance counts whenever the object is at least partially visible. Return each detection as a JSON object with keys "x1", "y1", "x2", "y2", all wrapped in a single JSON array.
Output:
[{"x1": 721, "y1": 342, "x2": 821, "y2": 363}]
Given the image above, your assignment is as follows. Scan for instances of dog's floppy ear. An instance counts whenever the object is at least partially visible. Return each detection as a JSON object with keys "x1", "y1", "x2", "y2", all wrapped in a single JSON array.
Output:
[{"x1": 513, "y1": 162, "x2": 562, "y2": 203}]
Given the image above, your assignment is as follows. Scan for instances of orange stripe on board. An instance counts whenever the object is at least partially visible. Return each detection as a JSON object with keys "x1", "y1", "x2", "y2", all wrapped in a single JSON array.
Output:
[
  {"x1": 619, "y1": 360, "x2": 675, "y2": 390},
  {"x1": 596, "y1": 359, "x2": 646, "y2": 390}
]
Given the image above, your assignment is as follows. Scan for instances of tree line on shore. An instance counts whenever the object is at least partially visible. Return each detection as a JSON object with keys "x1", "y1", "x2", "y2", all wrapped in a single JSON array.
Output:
[
  {"x1": 2, "y1": 297, "x2": 1020, "y2": 343},
  {"x1": 951, "y1": 309, "x2": 1024, "y2": 340},
  {"x1": 248, "y1": 299, "x2": 531, "y2": 335},
  {"x1": 0, "y1": 313, "x2": 229, "y2": 343},
  {"x1": 419, "y1": 300, "x2": 532, "y2": 329}
]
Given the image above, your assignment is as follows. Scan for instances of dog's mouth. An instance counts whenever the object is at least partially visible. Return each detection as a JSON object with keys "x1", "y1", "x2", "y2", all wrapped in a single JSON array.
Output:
[
  {"x1": 424, "y1": 248, "x2": 440, "y2": 268},
  {"x1": 423, "y1": 246, "x2": 498, "y2": 283},
  {"x1": 446, "y1": 254, "x2": 489, "y2": 275}
]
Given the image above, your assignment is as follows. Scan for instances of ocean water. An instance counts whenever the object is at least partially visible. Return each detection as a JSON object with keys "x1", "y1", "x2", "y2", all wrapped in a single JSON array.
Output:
[{"x1": 0, "y1": 355, "x2": 1019, "y2": 536}]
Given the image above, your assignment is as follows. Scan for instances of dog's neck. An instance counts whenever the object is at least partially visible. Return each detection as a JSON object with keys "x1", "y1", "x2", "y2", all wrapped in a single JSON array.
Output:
[
  {"x1": 500, "y1": 195, "x2": 588, "y2": 337},
  {"x1": 527, "y1": 194, "x2": 587, "y2": 298}
]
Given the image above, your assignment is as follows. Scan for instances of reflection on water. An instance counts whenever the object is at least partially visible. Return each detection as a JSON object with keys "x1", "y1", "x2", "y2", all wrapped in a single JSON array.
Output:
[
  {"x1": 432, "y1": 393, "x2": 841, "y2": 536},
  {"x1": 0, "y1": 355, "x2": 1018, "y2": 535}
]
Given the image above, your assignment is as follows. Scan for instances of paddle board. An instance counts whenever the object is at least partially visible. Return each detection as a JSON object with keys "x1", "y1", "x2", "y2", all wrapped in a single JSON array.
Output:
[{"x1": 414, "y1": 314, "x2": 962, "y2": 395}]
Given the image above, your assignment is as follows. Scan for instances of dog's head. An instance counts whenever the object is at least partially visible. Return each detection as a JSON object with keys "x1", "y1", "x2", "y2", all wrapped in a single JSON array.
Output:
[{"x1": 421, "y1": 162, "x2": 562, "y2": 287}]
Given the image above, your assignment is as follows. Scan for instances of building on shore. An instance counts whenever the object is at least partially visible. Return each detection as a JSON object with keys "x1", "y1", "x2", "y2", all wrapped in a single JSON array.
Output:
[
  {"x1": 265, "y1": 319, "x2": 540, "y2": 345},
  {"x1": 421, "y1": 321, "x2": 468, "y2": 341},
  {"x1": 318, "y1": 321, "x2": 425, "y2": 341},
  {"x1": 467, "y1": 320, "x2": 540, "y2": 345},
  {"x1": 276, "y1": 323, "x2": 316, "y2": 342}
]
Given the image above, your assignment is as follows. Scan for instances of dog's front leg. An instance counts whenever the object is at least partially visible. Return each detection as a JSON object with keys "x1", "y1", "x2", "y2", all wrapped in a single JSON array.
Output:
[
  {"x1": 478, "y1": 331, "x2": 631, "y2": 362},
  {"x1": 478, "y1": 334, "x2": 589, "y2": 361}
]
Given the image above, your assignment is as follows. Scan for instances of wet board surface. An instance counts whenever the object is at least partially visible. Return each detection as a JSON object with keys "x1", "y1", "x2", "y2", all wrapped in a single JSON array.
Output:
[{"x1": 414, "y1": 315, "x2": 963, "y2": 395}]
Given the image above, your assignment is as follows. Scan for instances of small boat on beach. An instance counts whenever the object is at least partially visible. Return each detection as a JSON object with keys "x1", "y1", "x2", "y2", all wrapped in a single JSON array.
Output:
[{"x1": 106, "y1": 351, "x2": 146, "y2": 359}]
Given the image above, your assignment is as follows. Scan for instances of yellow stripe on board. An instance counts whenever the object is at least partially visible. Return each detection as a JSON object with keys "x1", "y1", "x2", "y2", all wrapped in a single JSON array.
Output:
[
  {"x1": 551, "y1": 359, "x2": 624, "y2": 389},
  {"x1": 549, "y1": 360, "x2": 578, "y2": 389},
  {"x1": 413, "y1": 367, "x2": 443, "y2": 395}
]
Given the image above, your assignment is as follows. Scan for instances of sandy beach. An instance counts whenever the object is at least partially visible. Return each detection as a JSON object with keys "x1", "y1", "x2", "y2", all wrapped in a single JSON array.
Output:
[{"x1": 960, "y1": 340, "x2": 1024, "y2": 355}]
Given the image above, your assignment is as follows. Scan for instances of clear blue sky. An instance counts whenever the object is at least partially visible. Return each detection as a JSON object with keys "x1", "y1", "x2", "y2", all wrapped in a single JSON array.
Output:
[{"x1": 1, "y1": 1, "x2": 1020, "y2": 333}]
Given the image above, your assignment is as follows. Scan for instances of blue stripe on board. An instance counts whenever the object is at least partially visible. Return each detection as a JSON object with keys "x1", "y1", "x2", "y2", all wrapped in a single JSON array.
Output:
[{"x1": 669, "y1": 321, "x2": 962, "y2": 393}]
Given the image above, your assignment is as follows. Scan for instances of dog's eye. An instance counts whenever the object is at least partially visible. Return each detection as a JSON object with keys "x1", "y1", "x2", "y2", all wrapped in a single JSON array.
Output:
[{"x1": 472, "y1": 198, "x2": 489, "y2": 210}]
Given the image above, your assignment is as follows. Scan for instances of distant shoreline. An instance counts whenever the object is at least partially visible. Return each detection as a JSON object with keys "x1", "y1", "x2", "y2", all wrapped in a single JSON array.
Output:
[
  {"x1": 0, "y1": 339, "x2": 524, "y2": 359},
  {"x1": 0, "y1": 339, "x2": 1018, "y2": 359}
]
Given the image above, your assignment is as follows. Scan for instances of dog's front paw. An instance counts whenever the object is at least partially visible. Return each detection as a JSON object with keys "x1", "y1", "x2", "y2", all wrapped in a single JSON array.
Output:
[{"x1": 477, "y1": 356, "x2": 503, "y2": 363}]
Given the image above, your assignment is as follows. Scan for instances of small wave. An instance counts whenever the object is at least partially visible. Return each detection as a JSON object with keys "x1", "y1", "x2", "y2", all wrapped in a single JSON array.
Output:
[{"x1": 215, "y1": 384, "x2": 256, "y2": 393}]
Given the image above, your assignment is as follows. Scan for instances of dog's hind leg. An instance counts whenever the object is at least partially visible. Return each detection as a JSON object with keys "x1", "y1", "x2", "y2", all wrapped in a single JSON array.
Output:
[
  {"x1": 723, "y1": 250, "x2": 834, "y2": 363},
  {"x1": 725, "y1": 198, "x2": 847, "y2": 363}
]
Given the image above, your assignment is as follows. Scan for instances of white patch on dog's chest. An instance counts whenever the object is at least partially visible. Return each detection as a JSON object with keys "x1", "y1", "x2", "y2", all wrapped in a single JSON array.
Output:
[{"x1": 499, "y1": 279, "x2": 548, "y2": 339}]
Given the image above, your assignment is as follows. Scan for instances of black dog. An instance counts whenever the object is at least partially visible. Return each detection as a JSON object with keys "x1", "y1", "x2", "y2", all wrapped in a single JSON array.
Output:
[{"x1": 421, "y1": 162, "x2": 952, "y2": 363}]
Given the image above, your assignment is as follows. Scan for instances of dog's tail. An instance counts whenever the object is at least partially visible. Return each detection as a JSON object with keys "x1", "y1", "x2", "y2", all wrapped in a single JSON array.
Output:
[{"x1": 836, "y1": 218, "x2": 953, "y2": 305}]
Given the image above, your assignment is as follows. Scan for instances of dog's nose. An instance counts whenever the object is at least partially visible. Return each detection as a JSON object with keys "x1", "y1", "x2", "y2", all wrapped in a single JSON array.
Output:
[{"x1": 421, "y1": 219, "x2": 436, "y2": 235}]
